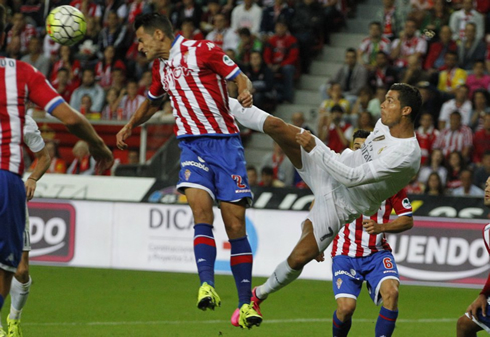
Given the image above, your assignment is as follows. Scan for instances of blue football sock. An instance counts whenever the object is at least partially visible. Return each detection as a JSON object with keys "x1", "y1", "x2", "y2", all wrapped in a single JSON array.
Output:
[
  {"x1": 229, "y1": 236, "x2": 253, "y2": 308},
  {"x1": 375, "y1": 306, "x2": 398, "y2": 337},
  {"x1": 193, "y1": 223, "x2": 216, "y2": 287},
  {"x1": 333, "y1": 310, "x2": 352, "y2": 337}
]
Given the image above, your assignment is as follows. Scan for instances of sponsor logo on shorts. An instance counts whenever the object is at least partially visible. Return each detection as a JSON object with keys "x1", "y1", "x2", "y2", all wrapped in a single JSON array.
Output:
[
  {"x1": 336, "y1": 278, "x2": 342, "y2": 289},
  {"x1": 235, "y1": 189, "x2": 251, "y2": 193},
  {"x1": 182, "y1": 161, "x2": 209, "y2": 172},
  {"x1": 334, "y1": 270, "x2": 359, "y2": 279},
  {"x1": 28, "y1": 202, "x2": 76, "y2": 263}
]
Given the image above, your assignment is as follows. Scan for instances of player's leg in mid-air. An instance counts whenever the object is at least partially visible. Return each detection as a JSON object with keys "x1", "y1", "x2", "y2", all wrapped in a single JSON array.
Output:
[{"x1": 7, "y1": 207, "x2": 32, "y2": 337}]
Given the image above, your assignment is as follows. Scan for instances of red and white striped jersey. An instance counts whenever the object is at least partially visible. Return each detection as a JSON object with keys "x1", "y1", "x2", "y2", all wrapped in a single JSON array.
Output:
[
  {"x1": 331, "y1": 189, "x2": 412, "y2": 258},
  {"x1": 0, "y1": 58, "x2": 64, "y2": 175},
  {"x1": 148, "y1": 35, "x2": 241, "y2": 138}
]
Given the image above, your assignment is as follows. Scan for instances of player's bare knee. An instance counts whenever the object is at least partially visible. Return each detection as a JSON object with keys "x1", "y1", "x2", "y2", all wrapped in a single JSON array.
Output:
[
  {"x1": 14, "y1": 267, "x2": 29, "y2": 284},
  {"x1": 337, "y1": 302, "x2": 356, "y2": 318},
  {"x1": 223, "y1": 220, "x2": 245, "y2": 239},
  {"x1": 191, "y1": 207, "x2": 214, "y2": 224},
  {"x1": 380, "y1": 286, "x2": 399, "y2": 307}
]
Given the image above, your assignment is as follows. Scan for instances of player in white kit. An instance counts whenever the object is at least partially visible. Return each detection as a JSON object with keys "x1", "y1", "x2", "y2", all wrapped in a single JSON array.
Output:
[{"x1": 230, "y1": 83, "x2": 421, "y2": 316}]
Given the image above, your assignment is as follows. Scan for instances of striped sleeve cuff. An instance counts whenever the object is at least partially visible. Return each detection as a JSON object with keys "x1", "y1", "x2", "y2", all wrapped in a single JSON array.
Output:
[
  {"x1": 45, "y1": 97, "x2": 65, "y2": 115},
  {"x1": 225, "y1": 68, "x2": 240, "y2": 80},
  {"x1": 147, "y1": 91, "x2": 165, "y2": 101}
]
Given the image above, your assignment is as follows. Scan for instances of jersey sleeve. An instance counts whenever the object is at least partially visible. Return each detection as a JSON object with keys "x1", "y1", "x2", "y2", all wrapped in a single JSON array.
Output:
[
  {"x1": 23, "y1": 115, "x2": 45, "y2": 153},
  {"x1": 201, "y1": 41, "x2": 241, "y2": 81},
  {"x1": 148, "y1": 59, "x2": 165, "y2": 101},
  {"x1": 389, "y1": 189, "x2": 413, "y2": 217},
  {"x1": 24, "y1": 62, "x2": 65, "y2": 115}
]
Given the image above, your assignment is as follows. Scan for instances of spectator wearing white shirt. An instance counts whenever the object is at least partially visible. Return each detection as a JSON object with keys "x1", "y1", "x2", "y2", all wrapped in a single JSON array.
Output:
[
  {"x1": 205, "y1": 13, "x2": 239, "y2": 53},
  {"x1": 451, "y1": 169, "x2": 485, "y2": 196},
  {"x1": 438, "y1": 84, "x2": 472, "y2": 129},
  {"x1": 449, "y1": 0, "x2": 484, "y2": 42},
  {"x1": 390, "y1": 19, "x2": 427, "y2": 68},
  {"x1": 231, "y1": 0, "x2": 263, "y2": 35}
]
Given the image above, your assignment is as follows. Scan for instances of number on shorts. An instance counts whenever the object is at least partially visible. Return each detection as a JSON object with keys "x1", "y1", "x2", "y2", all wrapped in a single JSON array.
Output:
[
  {"x1": 383, "y1": 257, "x2": 393, "y2": 269},
  {"x1": 232, "y1": 175, "x2": 246, "y2": 188}
]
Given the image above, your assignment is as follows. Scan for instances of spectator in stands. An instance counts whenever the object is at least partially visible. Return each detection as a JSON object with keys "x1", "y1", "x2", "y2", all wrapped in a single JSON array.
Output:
[
  {"x1": 452, "y1": 169, "x2": 485, "y2": 196},
  {"x1": 101, "y1": 87, "x2": 122, "y2": 120},
  {"x1": 399, "y1": 54, "x2": 429, "y2": 86},
  {"x1": 471, "y1": 89, "x2": 490, "y2": 131},
  {"x1": 231, "y1": 0, "x2": 263, "y2": 35},
  {"x1": 375, "y1": 0, "x2": 406, "y2": 40},
  {"x1": 236, "y1": 28, "x2": 262, "y2": 67},
  {"x1": 439, "y1": 84, "x2": 472, "y2": 129},
  {"x1": 98, "y1": 11, "x2": 129, "y2": 60},
  {"x1": 200, "y1": 0, "x2": 221, "y2": 35},
  {"x1": 437, "y1": 51, "x2": 467, "y2": 95},
  {"x1": 21, "y1": 36, "x2": 49, "y2": 77},
  {"x1": 95, "y1": 45, "x2": 126, "y2": 90},
  {"x1": 449, "y1": 0, "x2": 484, "y2": 42},
  {"x1": 320, "y1": 82, "x2": 350, "y2": 114},
  {"x1": 70, "y1": 68, "x2": 105, "y2": 113},
  {"x1": 263, "y1": 21, "x2": 298, "y2": 103},
  {"x1": 328, "y1": 48, "x2": 368, "y2": 105},
  {"x1": 75, "y1": 17, "x2": 100, "y2": 69},
  {"x1": 258, "y1": 166, "x2": 284, "y2": 187},
  {"x1": 446, "y1": 150, "x2": 465, "y2": 190},
  {"x1": 243, "y1": 51, "x2": 274, "y2": 110},
  {"x1": 110, "y1": 67, "x2": 126, "y2": 93},
  {"x1": 53, "y1": 67, "x2": 77, "y2": 103},
  {"x1": 474, "y1": 151, "x2": 490, "y2": 189},
  {"x1": 261, "y1": 142, "x2": 295, "y2": 187},
  {"x1": 419, "y1": 148, "x2": 448, "y2": 185},
  {"x1": 291, "y1": 111, "x2": 314, "y2": 133},
  {"x1": 458, "y1": 23, "x2": 486, "y2": 71},
  {"x1": 143, "y1": 0, "x2": 174, "y2": 18},
  {"x1": 80, "y1": 94, "x2": 100, "y2": 120},
  {"x1": 424, "y1": 172, "x2": 446, "y2": 196},
  {"x1": 289, "y1": 0, "x2": 324, "y2": 74},
  {"x1": 50, "y1": 45, "x2": 82, "y2": 87},
  {"x1": 366, "y1": 86, "x2": 387, "y2": 119},
  {"x1": 171, "y1": 0, "x2": 202, "y2": 31},
  {"x1": 43, "y1": 33, "x2": 60, "y2": 65},
  {"x1": 70, "y1": 0, "x2": 102, "y2": 25},
  {"x1": 420, "y1": 0, "x2": 452, "y2": 37},
  {"x1": 423, "y1": 25, "x2": 457, "y2": 72},
  {"x1": 317, "y1": 104, "x2": 353, "y2": 154},
  {"x1": 127, "y1": 149, "x2": 139, "y2": 165},
  {"x1": 416, "y1": 81, "x2": 443, "y2": 126},
  {"x1": 103, "y1": 0, "x2": 128, "y2": 25},
  {"x1": 138, "y1": 70, "x2": 152, "y2": 97},
  {"x1": 404, "y1": 174, "x2": 425, "y2": 194},
  {"x1": 178, "y1": 18, "x2": 204, "y2": 40},
  {"x1": 466, "y1": 61, "x2": 490, "y2": 100},
  {"x1": 120, "y1": 80, "x2": 146, "y2": 120},
  {"x1": 416, "y1": 112, "x2": 440, "y2": 166},
  {"x1": 390, "y1": 19, "x2": 428, "y2": 69},
  {"x1": 473, "y1": 113, "x2": 490, "y2": 164},
  {"x1": 358, "y1": 22, "x2": 391, "y2": 70},
  {"x1": 260, "y1": 0, "x2": 294, "y2": 38},
  {"x1": 7, "y1": 12, "x2": 37, "y2": 55},
  {"x1": 28, "y1": 141, "x2": 66, "y2": 174},
  {"x1": 5, "y1": 36, "x2": 21, "y2": 60},
  {"x1": 21, "y1": 0, "x2": 45, "y2": 28},
  {"x1": 367, "y1": 51, "x2": 397, "y2": 91},
  {"x1": 67, "y1": 140, "x2": 96, "y2": 175},
  {"x1": 434, "y1": 111, "x2": 473, "y2": 160},
  {"x1": 354, "y1": 111, "x2": 375, "y2": 135},
  {"x1": 128, "y1": 0, "x2": 145, "y2": 25},
  {"x1": 351, "y1": 86, "x2": 373, "y2": 116},
  {"x1": 246, "y1": 165, "x2": 258, "y2": 187},
  {"x1": 205, "y1": 13, "x2": 239, "y2": 54}
]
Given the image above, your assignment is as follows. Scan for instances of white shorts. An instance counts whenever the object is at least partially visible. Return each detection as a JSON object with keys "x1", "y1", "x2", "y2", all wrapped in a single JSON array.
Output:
[
  {"x1": 24, "y1": 205, "x2": 31, "y2": 252},
  {"x1": 297, "y1": 142, "x2": 357, "y2": 252}
]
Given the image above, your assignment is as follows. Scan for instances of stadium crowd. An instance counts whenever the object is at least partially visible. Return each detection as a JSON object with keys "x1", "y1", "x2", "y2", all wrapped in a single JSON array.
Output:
[{"x1": 4, "y1": 0, "x2": 490, "y2": 193}]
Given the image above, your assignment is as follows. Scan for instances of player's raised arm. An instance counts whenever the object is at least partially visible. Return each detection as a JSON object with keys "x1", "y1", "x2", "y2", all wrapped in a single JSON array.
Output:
[{"x1": 234, "y1": 72, "x2": 253, "y2": 108}]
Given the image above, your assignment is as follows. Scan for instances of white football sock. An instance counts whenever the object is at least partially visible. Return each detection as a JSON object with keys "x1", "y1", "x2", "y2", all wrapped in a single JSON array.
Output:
[
  {"x1": 256, "y1": 260, "x2": 302, "y2": 299},
  {"x1": 9, "y1": 276, "x2": 31, "y2": 320},
  {"x1": 229, "y1": 98, "x2": 269, "y2": 133}
]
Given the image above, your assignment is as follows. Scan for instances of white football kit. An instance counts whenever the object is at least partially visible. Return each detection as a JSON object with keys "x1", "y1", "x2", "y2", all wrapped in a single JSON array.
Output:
[{"x1": 300, "y1": 119, "x2": 421, "y2": 251}]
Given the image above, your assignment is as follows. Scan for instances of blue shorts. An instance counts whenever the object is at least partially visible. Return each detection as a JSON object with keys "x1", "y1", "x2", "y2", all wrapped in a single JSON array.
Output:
[
  {"x1": 332, "y1": 251, "x2": 399, "y2": 305},
  {"x1": 176, "y1": 136, "x2": 252, "y2": 204},
  {"x1": 0, "y1": 170, "x2": 25, "y2": 272}
]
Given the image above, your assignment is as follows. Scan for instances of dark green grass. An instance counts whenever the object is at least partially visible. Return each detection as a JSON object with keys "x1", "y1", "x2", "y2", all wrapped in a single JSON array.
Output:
[{"x1": 9, "y1": 266, "x2": 482, "y2": 336}]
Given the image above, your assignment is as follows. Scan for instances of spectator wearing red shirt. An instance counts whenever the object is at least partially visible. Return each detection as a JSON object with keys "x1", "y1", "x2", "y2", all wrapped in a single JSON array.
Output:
[
  {"x1": 433, "y1": 111, "x2": 473, "y2": 160},
  {"x1": 7, "y1": 12, "x2": 37, "y2": 55},
  {"x1": 473, "y1": 114, "x2": 490, "y2": 164},
  {"x1": 263, "y1": 21, "x2": 299, "y2": 103},
  {"x1": 50, "y1": 45, "x2": 82, "y2": 87},
  {"x1": 423, "y1": 25, "x2": 457, "y2": 71},
  {"x1": 52, "y1": 68, "x2": 77, "y2": 103},
  {"x1": 95, "y1": 45, "x2": 126, "y2": 90},
  {"x1": 318, "y1": 104, "x2": 353, "y2": 154},
  {"x1": 416, "y1": 112, "x2": 439, "y2": 165}
]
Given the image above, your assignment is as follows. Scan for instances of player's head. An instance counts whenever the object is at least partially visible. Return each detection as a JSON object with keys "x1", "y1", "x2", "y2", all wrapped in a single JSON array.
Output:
[
  {"x1": 352, "y1": 129, "x2": 370, "y2": 150},
  {"x1": 382, "y1": 83, "x2": 422, "y2": 126},
  {"x1": 134, "y1": 13, "x2": 175, "y2": 61},
  {"x1": 0, "y1": 5, "x2": 5, "y2": 46}
]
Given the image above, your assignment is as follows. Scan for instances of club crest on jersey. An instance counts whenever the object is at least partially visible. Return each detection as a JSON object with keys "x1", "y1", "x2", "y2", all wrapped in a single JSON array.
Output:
[
  {"x1": 378, "y1": 146, "x2": 386, "y2": 154},
  {"x1": 402, "y1": 198, "x2": 411, "y2": 209},
  {"x1": 223, "y1": 55, "x2": 235, "y2": 66},
  {"x1": 336, "y1": 278, "x2": 342, "y2": 289},
  {"x1": 184, "y1": 169, "x2": 191, "y2": 181},
  {"x1": 373, "y1": 135, "x2": 385, "y2": 141}
]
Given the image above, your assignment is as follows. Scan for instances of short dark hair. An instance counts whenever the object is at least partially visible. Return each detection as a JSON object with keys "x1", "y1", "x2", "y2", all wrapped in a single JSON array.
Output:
[
  {"x1": 0, "y1": 5, "x2": 5, "y2": 34},
  {"x1": 346, "y1": 48, "x2": 356, "y2": 55},
  {"x1": 450, "y1": 110, "x2": 462, "y2": 119},
  {"x1": 238, "y1": 27, "x2": 251, "y2": 37},
  {"x1": 370, "y1": 21, "x2": 381, "y2": 28},
  {"x1": 353, "y1": 129, "x2": 371, "y2": 140},
  {"x1": 389, "y1": 83, "x2": 422, "y2": 122},
  {"x1": 331, "y1": 104, "x2": 344, "y2": 113},
  {"x1": 261, "y1": 166, "x2": 273, "y2": 176},
  {"x1": 57, "y1": 67, "x2": 69, "y2": 74},
  {"x1": 446, "y1": 50, "x2": 458, "y2": 59},
  {"x1": 246, "y1": 165, "x2": 257, "y2": 173},
  {"x1": 134, "y1": 13, "x2": 174, "y2": 39}
]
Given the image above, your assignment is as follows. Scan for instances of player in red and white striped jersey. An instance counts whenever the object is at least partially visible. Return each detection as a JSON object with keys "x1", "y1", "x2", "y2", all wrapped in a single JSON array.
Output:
[
  {"x1": 0, "y1": 6, "x2": 112, "y2": 331},
  {"x1": 116, "y1": 13, "x2": 261, "y2": 329},
  {"x1": 329, "y1": 130, "x2": 413, "y2": 337}
]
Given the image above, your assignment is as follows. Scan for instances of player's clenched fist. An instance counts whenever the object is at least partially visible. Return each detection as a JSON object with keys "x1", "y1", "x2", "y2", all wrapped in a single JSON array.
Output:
[
  {"x1": 362, "y1": 219, "x2": 382, "y2": 235},
  {"x1": 296, "y1": 131, "x2": 316, "y2": 152},
  {"x1": 116, "y1": 125, "x2": 132, "y2": 150},
  {"x1": 237, "y1": 90, "x2": 253, "y2": 108}
]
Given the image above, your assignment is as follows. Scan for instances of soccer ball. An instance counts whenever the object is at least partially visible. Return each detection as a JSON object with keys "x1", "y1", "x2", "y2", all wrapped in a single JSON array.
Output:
[{"x1": 46, "y1": 6, "x2": 86, "y2": 46}]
